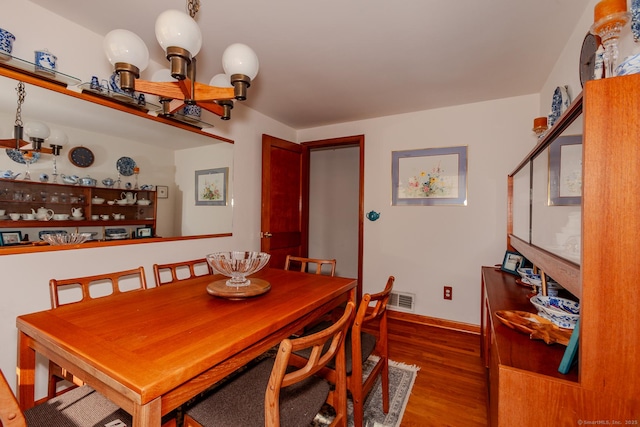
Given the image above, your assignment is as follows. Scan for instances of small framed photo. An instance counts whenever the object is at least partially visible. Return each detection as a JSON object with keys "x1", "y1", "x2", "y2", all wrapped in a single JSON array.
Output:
[
  {"x1": 195, "y1": 167, "x2": 228, "y2": 206},
  {"x1": 501, "y1": 251, "x2": 524, "y2": 275},
  {"x1": 136, "y1": 227, "x2": 153, "y2": 238},
  {"x1": 157, "y1": 185, "x2": 169, "y2": 199},
  {"x1": 0, "y1": 231, "x2": 22, "y2": 246}
]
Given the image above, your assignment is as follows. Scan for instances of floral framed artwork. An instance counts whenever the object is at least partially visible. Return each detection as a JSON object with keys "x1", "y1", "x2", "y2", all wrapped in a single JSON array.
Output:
[
  {"x1": 549, "y1": 135, "x2": 582, "y2": 206},
  {"x1": 0, "y1": 231, "x2": 22, "y2": 246},
  {"x1": 195, "y1": 167, "x2": 228, "y2": 206},
  {"x1": 391, "y1": 146, "x2": 468, "y2": 206}
]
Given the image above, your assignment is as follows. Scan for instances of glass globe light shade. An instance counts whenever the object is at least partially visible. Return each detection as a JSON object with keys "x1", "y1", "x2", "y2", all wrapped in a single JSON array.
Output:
[
  {"x1": 209, "y1": 73, "x2": 233, "y2": 88},
  {"x1": 222, "y1": 43, "x2": 259, "y2": 79},
  {"x1": 155, "y1": 9, "x2": 202, "y2": 57},
  {"x1": 24, "y1": 121, "x2": 50, "y2": 140},
  {"x1": 47, "y1": 129, "x2": 68, "y2": 146},
  {"x1": 103, "y1": 29, "x2": 150, "y2": 71},
  {"x1": 151, "y1": 68, "x2": 176, "y2": 82}
]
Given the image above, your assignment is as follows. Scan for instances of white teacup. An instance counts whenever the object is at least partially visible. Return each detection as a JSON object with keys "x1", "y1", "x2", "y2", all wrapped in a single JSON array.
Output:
[
  {"x1": 101, "y1": 214, "x2": 110, "y2": 220},
  {"x1": 22, "y1": 213, "x2": 35, "y2": 220},
  {"x1": 0, "y1": 209, "x2": 5, "y2": 216},
  {"x1": 91, "y1": 214, "x2": 99, "y2": 220},
  {"x1": 9, "y1": 213, "x2": 20, "y2": 221}
]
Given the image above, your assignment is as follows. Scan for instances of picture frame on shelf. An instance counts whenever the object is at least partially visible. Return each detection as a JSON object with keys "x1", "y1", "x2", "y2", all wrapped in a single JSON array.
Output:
[
  {"x1": 195, "y1": 167, "x2": 228, "y2": 206},
  {"x1": 391, "y1": 146, "x2": 468, "y2": 206},
  {"x1": 156, "y1": 185, "x2": 169, "y2": 199},
  {"x1": 136, "y1": 227, "x2": 153, "y2": 238},
  {"x1": 549, "y1": 135, "x2": 582, "y2": 206},
  {"x1": 558, "y1": 319, "x2": 580, "y2": 374},
  {"x1": 0, "y1": 231, "x2": 22, "y2": 246},
  {"x1": 501, "y1": 251, "x2": 524, "y2": 275}
]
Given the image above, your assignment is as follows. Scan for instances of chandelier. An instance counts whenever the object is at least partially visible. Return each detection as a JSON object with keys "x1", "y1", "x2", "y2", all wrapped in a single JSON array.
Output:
[
  {"x1": 103, "y1": 0, "x2": 258, "y2": 121},
  {"x1": 0, "y1": 81, "x2": 62, "y2": 156}
]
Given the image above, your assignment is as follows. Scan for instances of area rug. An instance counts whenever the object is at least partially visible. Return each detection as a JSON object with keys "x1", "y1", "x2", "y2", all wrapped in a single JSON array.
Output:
[{"x1": 311, "y1": 356, "x2": 420, "y2": 427}]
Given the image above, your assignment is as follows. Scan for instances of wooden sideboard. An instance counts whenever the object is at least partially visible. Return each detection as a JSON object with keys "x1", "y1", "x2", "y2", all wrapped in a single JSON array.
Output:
[{"x1": 482, "y1": 74, "x2": 640, "y2": 426}]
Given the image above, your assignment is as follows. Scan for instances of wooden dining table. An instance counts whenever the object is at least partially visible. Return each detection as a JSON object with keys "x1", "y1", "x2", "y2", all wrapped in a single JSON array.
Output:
[{"x1": 16, "y1": 267, "x2": 356, "y2": 427}]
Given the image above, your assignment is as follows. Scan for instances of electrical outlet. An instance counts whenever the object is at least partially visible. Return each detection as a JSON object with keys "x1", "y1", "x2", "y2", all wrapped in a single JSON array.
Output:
[{"x1": 444, "y1": 286, "x2": 452, "y2": 300}]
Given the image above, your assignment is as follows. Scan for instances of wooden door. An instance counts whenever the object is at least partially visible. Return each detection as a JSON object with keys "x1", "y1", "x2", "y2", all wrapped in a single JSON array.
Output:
[{"x1": 261, "y1": 134, "x2": 307, "y2": 269}]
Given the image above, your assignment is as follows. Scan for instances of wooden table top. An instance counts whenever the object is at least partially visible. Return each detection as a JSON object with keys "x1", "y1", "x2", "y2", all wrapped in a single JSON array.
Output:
[{"x1": 17, "y1": 268, "x2": 356, "y2": 409}]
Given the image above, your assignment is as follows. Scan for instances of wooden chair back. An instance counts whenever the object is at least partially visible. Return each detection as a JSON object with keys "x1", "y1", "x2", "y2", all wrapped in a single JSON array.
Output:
[
  {"x1": 284, "y1": 255, "x2": 336, "y2": 276},
  {"x1": 0, "y1": 369, "x2": 26, "y2": 426},
  {"x1": 49, "y1": 266, "x2": 147, "y2": 308},
  {"x1": 348, "y1": 275, "x2": 394, "y2": 426},
  {"x1": 47, "y1": 266, "x2": 147, "y2": 399},
  {"x1": 266, "y1": 300, "x2": 355, "y2": 426},
  {"x1": 153, "y1": 258, "x2": 213, "y2": 286}
]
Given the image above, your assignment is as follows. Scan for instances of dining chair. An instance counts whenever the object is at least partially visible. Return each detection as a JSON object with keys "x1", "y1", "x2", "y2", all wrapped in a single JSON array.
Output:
[
  {"x1": 290, "y1": 275, "x2": 395, "y2": 427},
  {"x1": 182, "y1": 301, "x2": 356, "y2": 427},
  {"x1": 0, "y1": 369, "x2": 131, "y2": 427},
  {"x1": 153, "y1": 258, "x2": 213, "y2": 286},
  {"x1": 47, "y1": 266, "x2": 148, "y2": 399},
  {"x1": 284, "y1": 255, "x2": 336, "y2": 276}
]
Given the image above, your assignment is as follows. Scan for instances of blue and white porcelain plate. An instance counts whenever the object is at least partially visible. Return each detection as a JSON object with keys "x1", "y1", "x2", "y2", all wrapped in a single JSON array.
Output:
[
  {"x1": 549, "y1": 86, "x2": 570, "y2": 127},
  {"x1": 116, "y1": 156, "x2": 136, "y2": 176},
  {"x1": 632, "y1": 0, "x2": 640, "y2": 42},
  {"x1": 5, "y1": 149, "x2": 40, "y2": 164}
]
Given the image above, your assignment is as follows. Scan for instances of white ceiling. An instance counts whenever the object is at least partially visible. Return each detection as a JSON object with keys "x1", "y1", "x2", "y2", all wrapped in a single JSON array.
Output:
[{"x1": 29, "y1": 0, "x2": 592, "y2": 130}]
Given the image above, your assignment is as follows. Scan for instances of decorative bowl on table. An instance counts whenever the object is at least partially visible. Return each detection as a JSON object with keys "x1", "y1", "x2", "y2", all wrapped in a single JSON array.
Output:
[
  {"x1": 206, "y1": 251, "x2": 270, "y2": 287},
  {"x1": 41, "y1": 232, "x2": 89, "y2": 246},
  {"x1": 516, "y1": 267, "x2": 535, "y2": 280},
  {"x1": 530, "y1": 295, "x2": 580, "y2": 329}
]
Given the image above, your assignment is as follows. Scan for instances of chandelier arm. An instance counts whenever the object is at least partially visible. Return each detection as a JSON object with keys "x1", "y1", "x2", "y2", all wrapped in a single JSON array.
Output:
[
  {"x1": 192, "y1": 83, "x2": 235, "y2": 102},
  {"x1": 167, "y1": 99, "x2": 186, "y2": 114},
  {"x1": 0, "y1": 138, "x2": 29, "y2": 150},
  {"x1": 198, "y1": 101, "x2": 226, "y2": 117},
  {"x1": 134, "y1": 80, "x2": 188, "y2": 100}
]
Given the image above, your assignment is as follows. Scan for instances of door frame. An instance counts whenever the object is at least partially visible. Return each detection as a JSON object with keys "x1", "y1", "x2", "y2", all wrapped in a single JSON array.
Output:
[{"x1": 302, "y1": 135, "x2": 364, "y2": 303}]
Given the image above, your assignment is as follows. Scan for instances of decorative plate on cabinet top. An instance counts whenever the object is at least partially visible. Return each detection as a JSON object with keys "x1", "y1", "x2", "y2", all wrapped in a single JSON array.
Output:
[
  {"x1": 549, "y1": 85, "x2": 570, "y2": 127},
  {"x1": 6, "y1": 149, "x2": 40, "y2": 164},
  {"x1": 116, "y1": 156, "x2": 136, "y2": 176}
]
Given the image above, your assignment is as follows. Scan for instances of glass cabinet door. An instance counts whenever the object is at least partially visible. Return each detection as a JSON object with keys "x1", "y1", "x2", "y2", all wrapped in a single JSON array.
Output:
[{"x1": 530, "y1": 116, "x2": 583, "y2": 265}]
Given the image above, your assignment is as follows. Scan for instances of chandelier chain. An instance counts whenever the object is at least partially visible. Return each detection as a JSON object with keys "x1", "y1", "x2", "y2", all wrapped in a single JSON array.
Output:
[
  {"x1": 187, "y1": 0, "x2": 199, "y2": 18},
  {"x1": 15, "y1": 82, "x2": 25, "y2": 127}
]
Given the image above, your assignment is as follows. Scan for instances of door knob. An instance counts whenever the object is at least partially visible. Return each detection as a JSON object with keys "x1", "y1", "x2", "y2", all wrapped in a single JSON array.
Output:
[{"x1": 261, "y1": 232, "x2": 273, "y2": 238}]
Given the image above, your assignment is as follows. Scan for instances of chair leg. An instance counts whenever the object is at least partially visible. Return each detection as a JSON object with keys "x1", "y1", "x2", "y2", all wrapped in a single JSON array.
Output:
[{"x1": 381, "y1": 356, "x2": 390, "y2": 413}]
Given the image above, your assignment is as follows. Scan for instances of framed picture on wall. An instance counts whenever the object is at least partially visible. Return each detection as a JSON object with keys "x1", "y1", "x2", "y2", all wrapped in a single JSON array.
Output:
[
  {"x1": 156, "y1": 185, "x2": 169, "y2": 199},
  {"x1": 195, "y1": 167, "x2": 228, "y2": 206},
  {"x1": 391, "y1": 146, "x2": 468, "y2": 206}
]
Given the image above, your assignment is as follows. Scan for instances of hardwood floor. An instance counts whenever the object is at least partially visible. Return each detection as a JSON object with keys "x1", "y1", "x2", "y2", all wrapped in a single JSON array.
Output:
[{"x1": 379, "y1": 317, "x2": 489, "y2": 427}]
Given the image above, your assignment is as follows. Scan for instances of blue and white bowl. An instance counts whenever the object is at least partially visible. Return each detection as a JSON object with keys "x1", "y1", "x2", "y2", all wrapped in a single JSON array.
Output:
[
  {"x1": 34, "y1": 49, "x2": 57, "y2": 74},
  {"x1": 615, "y1": 53, "x2": 640, "y2": 76},
  {"x1": 517, "y1": 267, "x2": 535, "y2": 280},
  {"x1": 0, "y1": 28, "x2": 15, "y2": 59},
  {"x1": 530, "y1": 295, "x2": 580, "y2": 329}
]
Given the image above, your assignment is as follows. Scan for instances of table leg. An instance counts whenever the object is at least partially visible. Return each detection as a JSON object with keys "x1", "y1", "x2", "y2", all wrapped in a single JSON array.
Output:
[
  {"x1": 132, "y1": 397, "x2": 162, "y2": 427},
  {"x1": 16, "y1": 331, "x2": 35, "y2": 410}
]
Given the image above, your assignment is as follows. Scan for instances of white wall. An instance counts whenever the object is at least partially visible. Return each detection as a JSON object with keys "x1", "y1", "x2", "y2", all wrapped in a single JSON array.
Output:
[{"x1": 299, "y1": 96, "x2": 539, "y2": 324}]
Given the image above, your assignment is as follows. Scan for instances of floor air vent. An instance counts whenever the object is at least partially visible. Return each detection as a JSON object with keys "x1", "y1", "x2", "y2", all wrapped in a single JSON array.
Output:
[{"x1": 388, "y1": 291, "x2": 415, "y2": 312}]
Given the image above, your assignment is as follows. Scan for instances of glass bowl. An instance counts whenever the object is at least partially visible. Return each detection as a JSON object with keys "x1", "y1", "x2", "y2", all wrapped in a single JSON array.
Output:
[
  {"x1": 206, "y1": 251, "x2": 270, "y2": 287},
  {"x1": 41, "y1": 232, "x2": 89, "y2": 246}
]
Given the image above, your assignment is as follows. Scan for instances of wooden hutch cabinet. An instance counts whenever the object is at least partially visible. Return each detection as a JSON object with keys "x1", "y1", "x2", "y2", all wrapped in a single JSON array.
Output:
[{"x1": 482, "y1": 74, "x2": 640, "y2": 425}]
